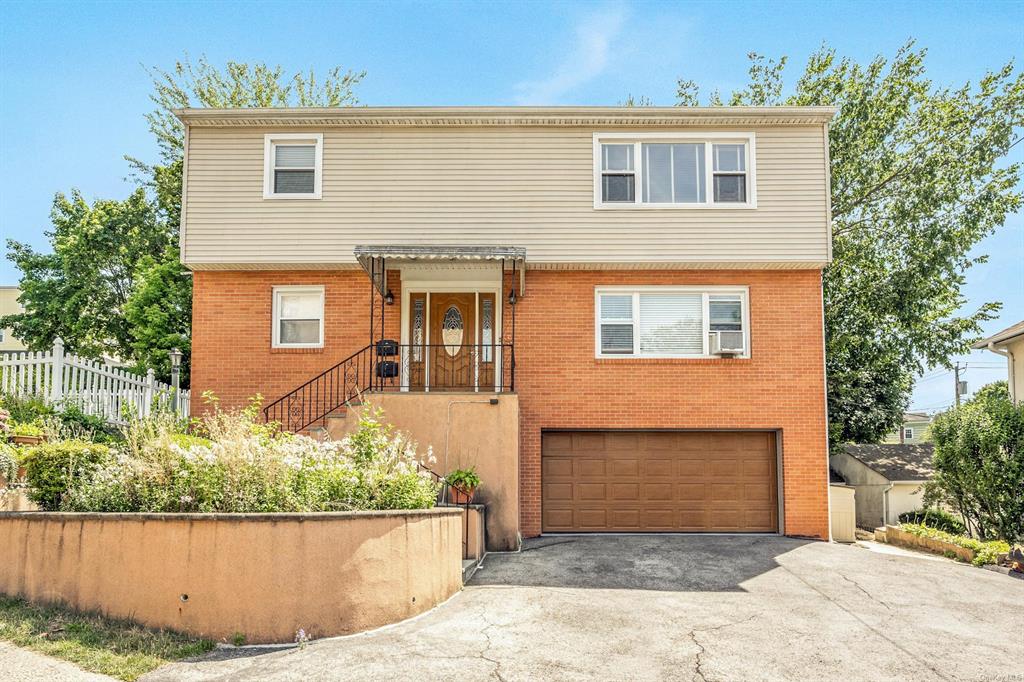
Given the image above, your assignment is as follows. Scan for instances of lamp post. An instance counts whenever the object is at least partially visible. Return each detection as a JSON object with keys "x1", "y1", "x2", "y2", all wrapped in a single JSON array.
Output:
[{"x1": 169, "y1": 348, "x2": 183, "y2": 413}]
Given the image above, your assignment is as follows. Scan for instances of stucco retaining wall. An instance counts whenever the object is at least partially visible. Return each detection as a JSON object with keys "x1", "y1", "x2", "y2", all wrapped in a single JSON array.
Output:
[{"x1": 0, "y1": 509, "x2": 463, "y2": 643}]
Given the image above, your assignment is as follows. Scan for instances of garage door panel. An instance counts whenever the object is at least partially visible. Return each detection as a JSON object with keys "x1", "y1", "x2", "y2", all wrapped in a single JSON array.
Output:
[
  {"x1": 611, "y1": 483, "x2": 640, "y2": 500},
  {"x1": 577, "y1": 459, "x2": 606, "y2": 477},
  {"x1": 577, "y1": 483, "x2": 607, "y2": 500},
  {"x1": 544, "y1": 509, "x2": 573, "y2": 529},
  {"x1": 645, "y1": 459, "x2": 674, "y2": 477},
  {"x1": 543, "y1": 457, "x2": 573, "y2": 477},
  {"x1": 644, "y1": 483, "x2": 674, "y2": 500},
  {"x1": 610, "y1": 458, "x2": 639, "y2": 477},
  {"x1": 577, "y1": 509, "x2": 608, "y2": 528},
  {"x1": 643, "y1": 509, "x2": 676, "y2": 528},
  {"x1": 541, "y1": 431, "x2": 778, "y2": 533},
  {"x1": 544, "y1": 483, "x2": 574, "y2": 501},
  {"x1": 610, "y1": 509, "x2": 641, "y2": 528},
  {"x1": 677, "y1": 460, "x2": 705, "y2": 477}
]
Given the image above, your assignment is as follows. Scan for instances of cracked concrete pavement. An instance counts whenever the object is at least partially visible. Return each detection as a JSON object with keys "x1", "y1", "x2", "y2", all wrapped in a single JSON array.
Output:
[{"x1": 142, "y1": 535, "x2": 1023, "y2": 682}]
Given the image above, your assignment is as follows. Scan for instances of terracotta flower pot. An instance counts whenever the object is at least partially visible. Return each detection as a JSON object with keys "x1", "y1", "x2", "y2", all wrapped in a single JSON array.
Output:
[
  {"x1": 11, "y1": 435, "x2": 43, "y2": 446},
  {"x1": 449, "y1": 486, "x2": 475, "y2": 505}
]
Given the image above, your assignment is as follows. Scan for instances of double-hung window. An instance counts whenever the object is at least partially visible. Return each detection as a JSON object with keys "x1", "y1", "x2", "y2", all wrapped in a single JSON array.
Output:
[
  {"x1": 264, "y1": 133, "x2": 323, "y2": 199},
  {"x1": 594, "y1": 134, "x2": 754, "y2": 207},
  {"x1": 272, "y1": 286, "x2": 325, "y2": 348},
  {"x1": 596, "y1": 287, "x2": 748, "y2": 358}
]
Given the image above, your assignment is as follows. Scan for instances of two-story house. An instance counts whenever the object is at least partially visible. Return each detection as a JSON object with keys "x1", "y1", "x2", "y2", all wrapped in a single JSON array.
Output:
[{"x1": 177, "y1": 106, "x2": 836, "y2": 548}]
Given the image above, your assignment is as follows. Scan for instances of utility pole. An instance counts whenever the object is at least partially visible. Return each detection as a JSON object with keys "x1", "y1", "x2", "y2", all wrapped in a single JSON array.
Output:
[{"x1": 954, "y1": 362, "x2": 968, "y2": 406}]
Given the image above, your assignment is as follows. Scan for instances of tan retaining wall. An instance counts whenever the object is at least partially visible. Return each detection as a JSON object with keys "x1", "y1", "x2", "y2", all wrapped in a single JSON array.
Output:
[
  {"x1": 879, "y1": 524, "x2": 976, "y2": 563},
  {"x1": 0, "y1": 509, "x2": 462, "y2": 643}
]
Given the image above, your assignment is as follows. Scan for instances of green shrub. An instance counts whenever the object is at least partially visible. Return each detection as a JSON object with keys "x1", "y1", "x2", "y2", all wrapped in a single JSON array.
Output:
[
  {"x1": 56, "y1": 404, "x2": 122, "y2": 444},
  {"x1": 22, "y1": 441, "x2": 113, "y2": 510},
  {"x1": 900, "y1": 522, "x2": 1010, "y2": 566},
  {"x1": 926, "y1": 382, "x2": 1024, "y2": 543},
  {"x1": 0, "y1": 444, "x2": 20, "y2": 484},
  {"x1": 0, "y1": 393, "x2": 54, "y2": 424},
  {"x1": 898, "y1": 508, "x2": 966, "y2": 535},
  {"x1": 62, "y1": 403, "x2": 438, "y2": 513},
  {"x1": 10, "y1": 422, "x2": 44, "y2": 438}
]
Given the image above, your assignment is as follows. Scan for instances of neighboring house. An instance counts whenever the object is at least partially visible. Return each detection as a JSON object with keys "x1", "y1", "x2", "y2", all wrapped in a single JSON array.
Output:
[
  {"x1": 0, "y1": 287, "x2": 28, "y2": 352},
  {"x1": 830, "y1": 444, "x2": 933, "y2": 528},
  {"x1": 176, "y1": 105, "x2": 836, "y2": 547},
  {"x1": 883, "y1": 411, "x2": 932, "y2": 444},
  {"x1": 972, "y1": 320, "x2": 1024, "y2": 404}
]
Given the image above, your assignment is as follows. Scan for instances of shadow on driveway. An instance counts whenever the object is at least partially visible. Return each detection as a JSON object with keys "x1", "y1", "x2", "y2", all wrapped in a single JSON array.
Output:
[{"x1": 469, "y1": 533, "x2": 812, "y2": 591}]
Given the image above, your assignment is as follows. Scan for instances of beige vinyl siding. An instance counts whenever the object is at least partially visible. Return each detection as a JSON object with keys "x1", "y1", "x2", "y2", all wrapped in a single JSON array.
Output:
[{"x1": 183, "y1": 125, "x2": 830, "y2": 268}]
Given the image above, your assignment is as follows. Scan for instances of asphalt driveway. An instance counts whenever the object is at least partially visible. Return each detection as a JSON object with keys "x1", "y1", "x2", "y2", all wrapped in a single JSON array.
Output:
[{"x1": 145, "y1": 535, "x2": 1023, "y2": 681}]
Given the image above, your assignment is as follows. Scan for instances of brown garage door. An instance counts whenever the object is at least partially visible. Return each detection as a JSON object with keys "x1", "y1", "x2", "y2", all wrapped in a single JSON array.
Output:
[{"x1": 542, "y1": 431, "x2": 778, "y2": 532}]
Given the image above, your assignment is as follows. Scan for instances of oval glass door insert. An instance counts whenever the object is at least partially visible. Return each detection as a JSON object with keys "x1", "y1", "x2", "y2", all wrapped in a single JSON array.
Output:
[{"x1": 442, "y1": 306, "x2": 464, "y2": 356}]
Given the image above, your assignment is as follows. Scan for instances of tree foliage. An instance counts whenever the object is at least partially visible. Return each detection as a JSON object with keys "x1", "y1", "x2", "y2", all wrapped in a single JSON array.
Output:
[
  {"x1": 673, "y1": 42, "x2": 1024, "y2": 444},
  {"x1": 4, "y1": 56, "x2": 364, "y2": 384},
  {"x1": 926, "y1": 382, "x2": 1024, "y2": 542},
  {"x1": 4, "y1": 189, "x2": 166, "y2": 360}
]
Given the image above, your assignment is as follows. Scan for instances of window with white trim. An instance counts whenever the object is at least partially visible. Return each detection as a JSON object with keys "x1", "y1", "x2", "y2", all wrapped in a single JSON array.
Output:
[
  {"x1": 594, "y1": 134, "x2": 754, "y2": 207},
  {"x1": 264, "y1": 133, "x2": 323, "y2": 199},
  {"x1": 272, "y1": 286, "x2": 324, "y2": 348},
  {"x1": 596, "y1": 287, "x2": 748, "y2": 358},
  {"x1": 903, "y1": 427, "x2": 914, "y2": 440}
]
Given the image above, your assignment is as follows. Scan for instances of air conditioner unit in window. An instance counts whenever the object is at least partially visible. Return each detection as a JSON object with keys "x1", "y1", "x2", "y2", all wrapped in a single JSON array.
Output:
[{"x1": 710, "y1": 331, "x2": 745, "y2": 356}]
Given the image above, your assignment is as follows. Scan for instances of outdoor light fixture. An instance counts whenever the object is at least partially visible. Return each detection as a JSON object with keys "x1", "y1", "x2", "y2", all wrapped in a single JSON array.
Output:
[
  {"x1": 508, "y1": 288, "x2": 517, "y2": 306},
  {"x1": 384, "y1": 289, "x2": 395, "y2": 305},
  {"x1": 169, "y1": 348, "x2": 183, "y2": 412}
]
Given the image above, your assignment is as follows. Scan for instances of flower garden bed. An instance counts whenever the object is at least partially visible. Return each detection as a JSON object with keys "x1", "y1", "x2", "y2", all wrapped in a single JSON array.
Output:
[{"x1": 880, "y1": 523, "x2": 1010, "y2": 566}]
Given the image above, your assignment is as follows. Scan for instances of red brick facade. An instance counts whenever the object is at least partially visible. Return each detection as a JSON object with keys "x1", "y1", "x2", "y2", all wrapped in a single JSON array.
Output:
[{"x1": 192, "y1": 268, "x2": 830, "y2": 540}]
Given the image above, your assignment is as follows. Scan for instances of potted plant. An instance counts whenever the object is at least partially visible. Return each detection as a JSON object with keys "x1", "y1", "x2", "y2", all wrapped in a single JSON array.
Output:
[
  {"x1": 10, "y1": 422, "x2": 45, "y2": 446},
  {"x1": 446, "y1": 467, "x2": 481, "y2": 504}
]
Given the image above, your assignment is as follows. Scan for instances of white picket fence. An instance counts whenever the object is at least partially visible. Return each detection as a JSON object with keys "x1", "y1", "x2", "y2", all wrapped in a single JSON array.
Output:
[{"x1": 0, "y1": 338, "x2": 190, "y2": 425}]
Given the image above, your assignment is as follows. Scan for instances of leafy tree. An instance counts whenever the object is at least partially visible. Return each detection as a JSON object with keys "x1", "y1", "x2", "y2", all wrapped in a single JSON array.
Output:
[
  {"x1": 926, "y1": 382, "x2": 1024, "y2": 542},
  {"x1": 671, "y1": 42, "x2": 1024, "y2": 445},
  {"x1": 124, "y1": 248, "x2": 192, "y2": 384},
  {"x1": 3, "y1": 189, "x2": 167, "y2": 360},
  {"x1": 4, "y1": 56, "x2": 364, "y2": 385}
]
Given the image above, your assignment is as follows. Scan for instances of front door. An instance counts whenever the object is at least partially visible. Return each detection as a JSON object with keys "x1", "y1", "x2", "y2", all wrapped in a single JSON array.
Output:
[{"x1": 429, "y1": 292, "x2": 476, "y2": 390}]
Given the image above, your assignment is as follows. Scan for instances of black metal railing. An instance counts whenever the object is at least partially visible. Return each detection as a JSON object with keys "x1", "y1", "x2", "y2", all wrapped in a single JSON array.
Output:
[
  {"x1": 263, "y1": 342, "x2": 515, "y2": 433},
  {"x1": 263, "y1": 345, "x2": 375, "y2": 433},
  {"x1": 369, "y1": 343, "x2": 515, "y2": 394}
]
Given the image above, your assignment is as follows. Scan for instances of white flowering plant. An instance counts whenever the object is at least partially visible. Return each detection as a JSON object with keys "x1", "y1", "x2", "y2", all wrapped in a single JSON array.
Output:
[{"x1": 62, "y1": 398, "x2": 439, "y2": 513}]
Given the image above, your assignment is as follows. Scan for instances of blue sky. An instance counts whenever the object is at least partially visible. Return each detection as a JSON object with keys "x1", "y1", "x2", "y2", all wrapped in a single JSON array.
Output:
[{"x1": 1, "y1": 0, "x2": 1022, "y2": 411}]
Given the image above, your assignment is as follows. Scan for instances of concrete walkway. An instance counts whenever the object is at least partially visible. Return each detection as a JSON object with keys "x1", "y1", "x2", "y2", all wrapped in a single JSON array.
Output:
[
  {"x1": 0, "y1": 642, "x2": 114, "y2": 681},
  {"x1": 144, "y1": 535, "x2": 1023, "y2": 681}
]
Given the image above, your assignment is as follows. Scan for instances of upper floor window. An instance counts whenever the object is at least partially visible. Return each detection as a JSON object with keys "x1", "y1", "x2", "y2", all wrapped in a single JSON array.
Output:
[
  {"x1": 595, "y1": 286, "x2": 749, "y2": 358},
  {"x1": 594, "y1": 134, "x2": 755, "y2": 208},
  {"x1": 264, "y1": 133, "x2": 323, "y2": 199},
  {"x1": 272, "y1": 286, "x2": 324, "y2": 348}
]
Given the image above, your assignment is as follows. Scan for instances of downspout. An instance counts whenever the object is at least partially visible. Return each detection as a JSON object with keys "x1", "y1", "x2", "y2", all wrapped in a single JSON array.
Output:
[
  {"x1": 882, "y1": 482, "x2": 895, "y2": 527},
  {"x1": 986, "y1": 342, "x2": 1016, "y2": 404}
]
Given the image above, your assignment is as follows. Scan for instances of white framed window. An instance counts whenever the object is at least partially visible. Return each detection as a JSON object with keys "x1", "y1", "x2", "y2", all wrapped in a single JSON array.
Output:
[
  {"x1": 272, "y1": 286, "x2": 325, "y2": 348},
  {"x1": 595, "y1": 286, "x2": 749, "y2": 358},
  {"x1": 593, "y1": 133, "x2": 756, "y2": 209},
  {"x1": 903, "y1": 427, "x2": 914, "y2": 440},
  {"x1": 263, "y1": 133, "x2": 323, "y2": 199}
]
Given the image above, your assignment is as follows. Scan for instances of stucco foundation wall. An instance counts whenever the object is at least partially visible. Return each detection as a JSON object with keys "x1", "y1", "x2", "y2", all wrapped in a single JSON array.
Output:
[
  {"x1": 0, "y1": 510, "x2": 462, "y2": 644},
  {"x1": 329, "y1": 394, "x2": 520, "y2": 552}
]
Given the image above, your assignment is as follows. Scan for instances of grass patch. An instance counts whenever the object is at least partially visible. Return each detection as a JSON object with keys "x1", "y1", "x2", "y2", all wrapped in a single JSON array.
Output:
[{"x1": 0, "y1": 595, "x2": 214, "y2": 681}]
